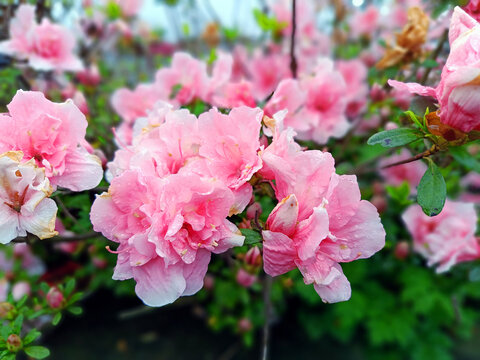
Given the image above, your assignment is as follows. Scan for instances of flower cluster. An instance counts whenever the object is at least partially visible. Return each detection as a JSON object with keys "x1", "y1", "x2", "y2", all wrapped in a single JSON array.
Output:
[
  {"x1": 0, "y1": 91, "x2": 102, "y2": 244},
  {"x1": 91, "y1": 104, "x2": 385, "y2": 306},
  {"x1": 0, "y1": 5, "x2": 83, "y2": 72}
]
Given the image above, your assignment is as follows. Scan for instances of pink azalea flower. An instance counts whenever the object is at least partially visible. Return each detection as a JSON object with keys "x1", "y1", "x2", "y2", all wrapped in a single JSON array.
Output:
[
  {"x1": 265, "y1": 59, "x2": 350, "y2": 144},
  {"x1": 249, "y1": 51, "x2": 291, "y2": 100},
  {"x1": 403, "y1": 200, "x2": 480, "y2": 272},
  {"x1": 90, "y1": 170, "x2": 243, "y2": 306},
  {"x1": 0, "y1": 151, "x2": 58, "y2": 244},
  {"x1": 212, "y1": 80, "x2": 257, "y2": 109},
  {"x1": 0, "y1": 5, "x2": 83, "y2": 72},
  {"x1": 336, "y1": 59, "x2": 369, "y2": 118},
  {"x1": 155, "y1": 52, "x2": 210, "y2": 106},
  {"x1": 389, "y1": 7, "x2": 480, "y2": 133},
  {"x1": 379, "y1": 149, "x2": 427, "y2": 192},
  {"x1": 0, "y1": 91, "x2": 103, "y2": 191},
  {"x1": 350, "y1": 5, "x2": 380, "y2": 38},
  {"x1": 260, "y1": 131, "x2": 385, "y2": 303},
  {"x1": 464, "y1": 0, "x2": 480, "y2": 22}
]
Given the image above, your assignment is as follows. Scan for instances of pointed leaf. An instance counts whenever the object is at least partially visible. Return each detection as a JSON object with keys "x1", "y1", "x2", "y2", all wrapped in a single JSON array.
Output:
[
  {"x1": 417, "y1": 160, "x2": 446, "y2": 216},
  {"x1": 367, "y1": 128, "x2": 423, "y2": 148}
]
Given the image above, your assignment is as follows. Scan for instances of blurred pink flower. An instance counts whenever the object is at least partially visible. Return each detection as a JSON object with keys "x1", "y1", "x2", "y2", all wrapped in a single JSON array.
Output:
[
  {"x1": 0, "y1": 5, "x2": 83, "y2": 72},
  {"x1": 336, "y1": 59, "x2": 368, "y2": 118},
  {"x1": 350, "y1": 5, "x2": 380, "y2": 38},
  {"x1": 403, "y1": 200, "x2": 480, "y2": 272},
  {"x1": 236, "y1": 268, "x2": 256, "y2": 288},
  {"x1": 379, "y1": 149, "x2": 427, "y2": 192},
  {"x1": 464, "y1": 0, "x2": 480, "y2": 22},
  {"x1": 12, "y1": 282, "x2": 30, "y2": 301}
]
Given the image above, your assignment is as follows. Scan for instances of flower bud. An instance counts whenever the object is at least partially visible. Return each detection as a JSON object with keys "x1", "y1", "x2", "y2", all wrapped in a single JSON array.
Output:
[
  {"x1": 394, "y1": 241, "x2": 410, "y2": 260},
  {"x1": 238, "y1": 318, "x2": 253, "y2": 333},
  {"x1": 46, "y1": 287, "x2": 64, "y2": 309},
  {"x1": 236, "y1": 269, "x2": 256, "y2": 288},
  {"x1": 203, "y1": 274, "x2": 215, "y2": 291},
  {"x1": 371, "y1": 195, "x2": 387, "y2": 214},
  {"x1": 246, "y1": 202, "x2": 262, "y2": 220},
  {"x1": 0, "y1": 302, "x2": 15, "y2": 320},
  {"x1": 7, "y1": 334, "x2": 22, "y2": 352},
  {"x1": 244, "y1": 246, "x2": 262, "y2": 267}
]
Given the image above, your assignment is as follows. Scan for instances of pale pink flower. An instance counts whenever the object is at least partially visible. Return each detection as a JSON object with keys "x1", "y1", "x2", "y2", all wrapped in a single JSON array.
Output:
[
  {"x1": 350, "y1": 5, "x2": 380, "y2": 38},
  {"x1": 0, "y1": 151, "x2": 57, "y2": 244},
  {"x1": 113, "y1": 0, "x2": 144, "y2": 17},
  {"x1": 265, "y1": 59, "x2": 350, "y2": 144},
  {"x1": 249, "y1": 51, "x2": 291, "y2": 100},
  {"x1": 389, "y1": 7, "x2": 480, "y2": 133},
  {"x1": 236, "y1": 268, "x2": 256, "y2": 288},
  {"x1": 260, "y1": 133, "x2": 385, "y2": 302},
  {"x1": 336, "y1": 59, "x2": 368, "y2": 118},
  {"x1": 403, "y1": 200, "x2": 480, "y2": 272},
  {"x1": 212, "y1": 80, "x2": 256, "y2": 109},
  {"x1": 0, "y1": 5, "x2": 82, "y2": 72},
  {"x1": 155, "y1": 52, "x2": 210, "y2": 106},
  {"x1": 12, "y1": 282, "x2": 30, "y2": 301},
  {"x1": 90, "y1": 170, "x2": 243, "y2": 306},
  {"x1": 0, "y1": 91, "x2": 103, "y2": 191},
  {"x1": 379, "y1": 149, "x2": 427, "y2": 191}
]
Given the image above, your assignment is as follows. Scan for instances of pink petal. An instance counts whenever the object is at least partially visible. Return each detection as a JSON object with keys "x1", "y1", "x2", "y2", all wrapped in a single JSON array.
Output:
[
  {"x1": 262, "y1": 230, "x2": 297, "y2": 276},
  {"x1": 266, "y1": 194, "x2": 299, "y2": 237}
]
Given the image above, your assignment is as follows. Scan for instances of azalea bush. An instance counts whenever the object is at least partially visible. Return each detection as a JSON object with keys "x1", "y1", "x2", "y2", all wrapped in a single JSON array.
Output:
[{"x1": 1, "y1": 0, "x2": 480, "y2": 359}]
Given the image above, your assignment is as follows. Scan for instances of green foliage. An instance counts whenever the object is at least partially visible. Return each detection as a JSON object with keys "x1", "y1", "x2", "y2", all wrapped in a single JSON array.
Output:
[
  {"x1": 367, "y1": 128, "x2": 423, "y2": 148},
  {"x1": 240, "y1": 229, "x2": 263, "y2": 245},
  {"x1": 417, "y1": 159, "x2": 447, "y2": 216}
]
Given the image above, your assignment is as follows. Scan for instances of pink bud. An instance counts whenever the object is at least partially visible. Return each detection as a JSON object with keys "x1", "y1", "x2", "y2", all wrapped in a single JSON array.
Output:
[
  {"x1": 246, "y1": 202, "x2": 262, "y2": 220},
  {"x1": 92, "y1": 257, "x2": 108, "y2": 269},
  {"x1": 46, "y1": 287, "x2": 64, "y2": 309},
  {"x1": 236, "y1": 269, "x2": 256, "y2": 288},
  {"x1": 73, "y1": 91, "x2": 89, "y2": 116},
  {"x1": 370, "y1": 83, "x2": 387, "y2": 102},
  {"x1": 394, "y1": 241, "x2": 410, "y2": 260},
  {"x1": 76, "y1": 64, "x2": 101, "y2": 86},
  {"x1": 385, "y1": 122, "x2": 398, "y2": 130},
  {"x1": 238, "y1": 318, "x2": 253, "y2": 333},
  {"x1": 245, "y1": 246, "x2": 262, "y2": 267},
  {"x1": 371, "y1": 195, "x2": 387, "y2": 214},
  {"x1": 203, "y1": 274, "x2": 215, "y2": 290}
]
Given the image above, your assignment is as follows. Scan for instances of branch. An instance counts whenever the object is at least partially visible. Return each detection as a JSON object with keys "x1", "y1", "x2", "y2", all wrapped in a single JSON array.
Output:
[
  {"x1": 261, "y1": 275, "x2": 273, "y2": 360},
  {"x1": 380, "y1": 146, "x2": 439, "y2": 170},
  {"x1": 289, "y1": 0, "x2": 297, "y2": 79},
  {"x1": 11, "y1": 231, "x2": 100, "y2": 244},
  {"x1": 420, "y1": 28, "x2": 448, "y2": 85}
]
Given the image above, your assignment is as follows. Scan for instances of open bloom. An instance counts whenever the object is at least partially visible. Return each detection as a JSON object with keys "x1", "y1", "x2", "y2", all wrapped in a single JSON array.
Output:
[
  {"x1": 403, "y1": 200, "x2": 480, "y2": 272},
  {"x1": 91, "y1": 170, "x2": 243, "y2": 306},
  {"x1": 0, "y1": 5, "x2": 82, "y2": 72},
  {"x1": 265, "y1": 59, "x2": 349, "y2": 144},
  {"x1": 0, "y1": 91, "x2": 103, "y2": 191},
  {"x1": 389, "y1": 7, "x2": 480, "y2": 134},
  {"x1": 0, "y1": 151, "x2": 57, "y2": 244},
  {"x1": 260, "y1": 129, "x2": 385, "y2": 303}
]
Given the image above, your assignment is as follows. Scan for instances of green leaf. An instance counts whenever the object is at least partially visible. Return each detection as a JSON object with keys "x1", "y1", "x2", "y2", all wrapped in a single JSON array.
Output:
[
  {"x1": 52, "y1": 313, "x2": 62, "y2": 326},
  {"x1": 12, "y1": 314, "x2": 23, "y2": 334},
  {"x1": 0, "y1": 324, "x2": 11, "y2": 341},
  {"x1": 422, "y1": 59, "x2": 439, "y2": 68},
  {"x1": 385, "y1": 182, "x2": 412, "y2": 205},
  {"x1": 68, "y1": 307, "x2": 83, "y2": 316},
  {"x1": 240, "y1": 229, "x2": 262, "y2": 245},
  {"x1": 23, "y1": 329, "x2": 41, "y2": 345},
  {"x1": 450, "y1": 147, "x2": 480, "y2": 172},
  {"x1": 367, "y1": 128, "x2": 423, "y2": 148},
  {"x1": 3, "y1": 353, "x2": 16, "y2": 360},
  {"x1": 417, "y1": 160, "x2": 446, "y2": 216},
  {"x1": 64, "y1": 278, "x2": 76, "y2": 297},
  {"x1": 24, "y1": 346, "x2": 50, "y2": 359}
]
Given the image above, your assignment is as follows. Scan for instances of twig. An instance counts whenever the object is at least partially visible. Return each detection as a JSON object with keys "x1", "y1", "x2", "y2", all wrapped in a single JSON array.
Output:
[
  {"x1": 380, "y1": 146, "x2": 439, "y2": 170},
  {"x1": 420, "y1": 28, "x2": 448, "y2": 85},
  {"x1": 289, "y1": 0, "x2": 297, "y2": 79},
  {"x1": 55, "y1": 196, "x2": 78, "y2": 225},
  {"x1": 12, "y1": 231, "x2": 100, "y2": 244},
  {"x1": 261, "y1": 275, "x2": 273, "y2": 360}
]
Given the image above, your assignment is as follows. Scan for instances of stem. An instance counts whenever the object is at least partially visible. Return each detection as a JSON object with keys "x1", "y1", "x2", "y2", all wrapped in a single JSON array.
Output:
[
  {"x1": 12, "y1": 231, "x2": 100, "y2": 244},
  {"x1": 420, "y1": 28, "x2": 448, "y2": 85},
  {"x1": 261, "y1": 275, "x2": 273, "y2": 360},
  {"x1": 289, "y1": 0, "x2": 297, "y2": 79},
  {"x1": 380, "y1": 146, "x2": 439, "y2": 170}
]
